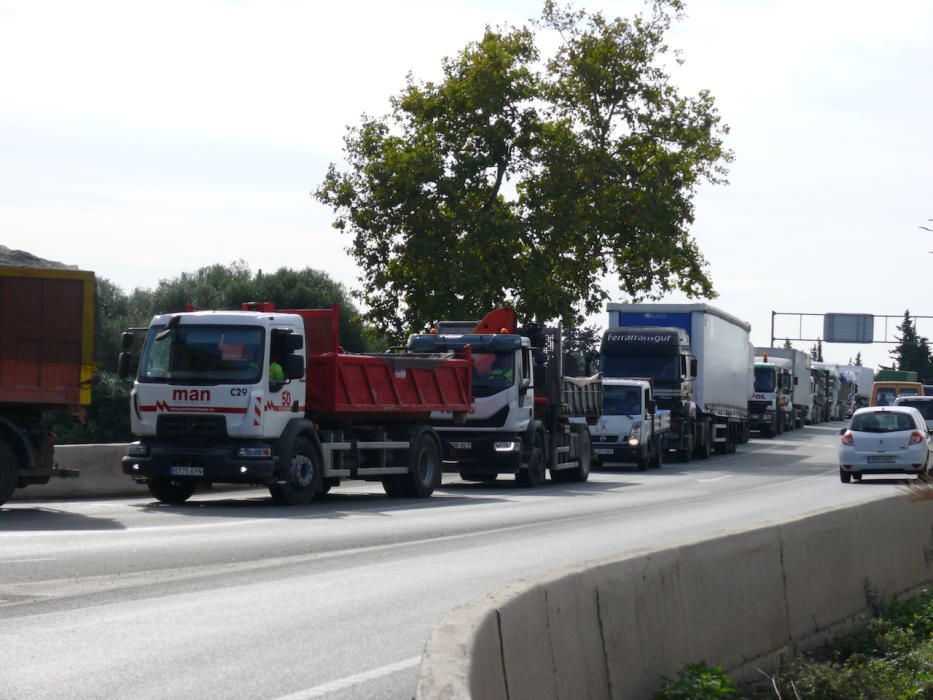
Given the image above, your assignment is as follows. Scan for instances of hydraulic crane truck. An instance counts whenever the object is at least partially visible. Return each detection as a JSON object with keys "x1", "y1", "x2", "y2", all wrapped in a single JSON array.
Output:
[
  {"x1": 407, "y1": 309, "x2": 600, "y2": 486},
  {"x1": 119, "y1": 303, "x2": 473, "y2": 505},
  {"x1": 0, "y1": 265, "x2": 95, "y2": 506}
]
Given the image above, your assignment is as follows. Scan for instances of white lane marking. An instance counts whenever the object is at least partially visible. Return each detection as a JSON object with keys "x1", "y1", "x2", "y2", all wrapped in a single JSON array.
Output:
[
  {"x1": 696, "y1": 475, "x2": 733, "y2": 483},
  {"x1": 272, "y1": 656, "x2": 420, "y2": 699},
  {"x1": 0, "y1": 558, "x2": 57, "y2": 563}
]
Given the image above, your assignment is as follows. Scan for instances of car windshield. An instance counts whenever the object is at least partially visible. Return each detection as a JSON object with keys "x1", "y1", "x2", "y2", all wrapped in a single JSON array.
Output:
[
  {"x1": 138, "y1": 324, "x2": 264, "y2": 384},
  {"x1": 896, "y1": 401, "x2": 933, "y2": 420},
  {"x1": 874, "y1": 388, "x2": 896, "y2": 406},
  {"x1": 471, "y1": 352, "x2": 514, "y2": 397},
  {"x1": 601, "y1": 353, "x2": 680, "y2": 380},
  {"x1": 850, "y1": 411, "x2": 917, "y2": 433},
  {"x1": 754, "y1": 367, "x2": 776, "y2": 392},
  {"x1": 603, "y1": 385, "x2": 641, "y2": 416}
]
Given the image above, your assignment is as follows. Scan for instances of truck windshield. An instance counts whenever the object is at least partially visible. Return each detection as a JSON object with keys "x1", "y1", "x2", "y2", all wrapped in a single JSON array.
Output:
[
  {"x1": 472, "y1": 352, "x2": 514, "y2": 397},
  {"x1": 754, "y1": 367, "x2": 776, "y2": 392},
  {"x1": 138, "y1": 324, "x2": 265, "y2": 384},
  {"x1": 601, "y1": 354, "x2": 679, "y2": 380},
  {"x1": 602, "y1": 386, "x2": 641, "y2": 416}
]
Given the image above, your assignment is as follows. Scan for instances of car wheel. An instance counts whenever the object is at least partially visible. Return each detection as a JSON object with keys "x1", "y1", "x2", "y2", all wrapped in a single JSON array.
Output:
[{"x1": 839, "y1": 468, "x2": 851, "y2": 484}]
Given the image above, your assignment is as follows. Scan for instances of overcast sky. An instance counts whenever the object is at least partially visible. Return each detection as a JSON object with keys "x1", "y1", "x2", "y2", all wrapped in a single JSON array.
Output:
[{"x1": 2, "y1": 0, "x2": 931, "y2": 370}]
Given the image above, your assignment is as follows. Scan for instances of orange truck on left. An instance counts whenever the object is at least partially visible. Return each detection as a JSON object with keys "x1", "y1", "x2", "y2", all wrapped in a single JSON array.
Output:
[{"x1": 0, "y1": 265, "x2": 96, "y2": 506}]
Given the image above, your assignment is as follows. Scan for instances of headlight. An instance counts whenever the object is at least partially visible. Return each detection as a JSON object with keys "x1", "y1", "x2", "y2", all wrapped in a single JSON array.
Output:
[
  {"x1": 494, "y1": 441, "x2": 520, "y2": 453},
  {"x1": 237, "y1": 446, "x2": 272, "y2": 458},
  {"x1": 127, "y1": 443, "x2": 149, "y2": 457},
  {"x1": 628, "y1": 437, "x2": 640, "y2": 446}
]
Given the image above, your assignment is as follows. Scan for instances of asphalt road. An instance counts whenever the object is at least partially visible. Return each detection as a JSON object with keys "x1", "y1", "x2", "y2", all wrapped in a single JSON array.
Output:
[{"x1": 0, "y1": 424, "x2": 917, "y2": 700}]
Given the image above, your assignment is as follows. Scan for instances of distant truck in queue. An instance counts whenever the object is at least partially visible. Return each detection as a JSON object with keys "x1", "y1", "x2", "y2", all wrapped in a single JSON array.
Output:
[
  {"x1": 119, "y1": 303, "x2": 473, "y2": 505},
  {"x1": 406, "y1": 309, "x2": 599, "y2": 486},
  {"x1": 584, "y1": 378, "x2": 670, "y2": 469},
  {"x1": 750, "y1": 347, "x2": 812, "y2": 435},
  {"x1": 0, "y1": 265, "x2": 95, "y2": 507},
  {"x1": 748, "y1": 353, "x2": 794, "y2": 437},
  {"x1": 602, "y1": 304, "x2": 753, "y2": 460}
]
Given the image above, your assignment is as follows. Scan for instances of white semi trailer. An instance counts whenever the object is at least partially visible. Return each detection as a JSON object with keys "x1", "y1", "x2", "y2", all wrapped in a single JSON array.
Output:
[
  {"x1": 755, "y1": 347, "x2": 812, "y2": 429},
  {"x1": 603, "y1": 304, "x2": 753, "y2": 460}
]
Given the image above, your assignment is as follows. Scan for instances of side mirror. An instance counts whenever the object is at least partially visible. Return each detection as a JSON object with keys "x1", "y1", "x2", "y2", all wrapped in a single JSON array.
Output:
[
  {"x1": 838, "y1": 427, "x2": 847, "y2": 435},
  {"x1": 285, "y1": 333, "x2": 304, "y2": 351},
  {"x1": 690, "y1": 358, "x2": 698, "y2": 376},
  {"x1": 284, "y1": 354, "x2": 304, "y2": 380},
  {"x1": 118, "y1": 352, "x2": 132, "y2": 380},
  {"x1": 647, "y1": 399, "x2": 657, "y2": 415},
  {"x1": 120, "y1": 331, "x2": 135, "y2": 351}
]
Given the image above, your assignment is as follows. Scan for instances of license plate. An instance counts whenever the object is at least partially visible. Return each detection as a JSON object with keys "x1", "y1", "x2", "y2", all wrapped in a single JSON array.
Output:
[
  {"x1": 170, "y1": 466, "x2": 204, "y2": 476},
  {"x1": 867, "y1": 455, "x2": 896, "y2": 464},
  {"x1": 595, "y1": 448, "x2": 614, "y2": 455},
  {"x1": 449, "y1": 441, "x2": 471, "y2": 450}
]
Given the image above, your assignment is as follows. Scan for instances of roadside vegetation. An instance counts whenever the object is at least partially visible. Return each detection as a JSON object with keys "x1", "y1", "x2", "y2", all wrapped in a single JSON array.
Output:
[{"x1": 656, "y1": 586, "x2": 933, "y2": 700}]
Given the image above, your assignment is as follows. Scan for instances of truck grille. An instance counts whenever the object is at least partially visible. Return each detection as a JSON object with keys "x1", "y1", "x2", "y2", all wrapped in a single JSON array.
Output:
[
  {"x1": 749, "y1": 400, "x2": 771, "y2": 413},
  {"x1": 156, "y1": 415, "x2": 228, "y2": 439}
]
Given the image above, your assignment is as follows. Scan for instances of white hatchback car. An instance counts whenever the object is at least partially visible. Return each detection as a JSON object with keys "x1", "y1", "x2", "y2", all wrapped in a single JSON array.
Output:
[{"x1": 838, "y1": 406, "x2": 932, "y2": 483}]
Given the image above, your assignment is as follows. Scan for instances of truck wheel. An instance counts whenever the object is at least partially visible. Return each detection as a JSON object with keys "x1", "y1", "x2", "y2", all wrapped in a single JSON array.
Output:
[
  {"x1": 552, "y1": 427, "x2": 591, "y2": 483},
  {"x1": 0, "y1": 441, "x2": 19, "y2": 507},
  {"x1": 697, "y1": 422, "x2": 712, "y2": 460},
  {"x1": 635, "y1": 444, "x2": 649, "y2": 471},
  {"x1": 516, "y1": 434, "x2": 546, "y2": 487},
  {"x1": 650, "y1": 442, "x2": 664, "y2": 469},
  {"x1": 270, "y1": 436, "x2": 321, "y2": 505},
  {"x1": 148, "y1": 477, "x2": 197, "y2": 504},
  {"x1": 405, "y1": 431, "x2": 442, "y2": 497},
  {"x1": 677, "y1": 435, "x2": 693, "y2": 463}
]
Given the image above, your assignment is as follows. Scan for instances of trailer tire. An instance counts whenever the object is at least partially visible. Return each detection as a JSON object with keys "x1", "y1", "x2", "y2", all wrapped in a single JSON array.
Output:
[
  {"x1": 696, "y1": 420, "x2": 712, "y2": 460},
  {"x1": 0, "y1": 441, "x2": 18, "y2": 507},
  {"x1": 516, "y1": 433, "x2": 546, "y2": 487},
  {"x1": 677, "y1": 433, "x2": 693, "y2": 463},
  {"x1": 148, "y1": 477, "x2": 197, "y2": 504},
  {"x1": 270, "y1": 435, "x2": 321, "y2": 505},
  {"x1": 552, "y1": 427, "x2": 591, "y2": 483}
]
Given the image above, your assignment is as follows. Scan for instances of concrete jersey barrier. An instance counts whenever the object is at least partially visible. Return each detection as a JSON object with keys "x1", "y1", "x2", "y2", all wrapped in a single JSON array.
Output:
[
  {"x1": 11, "y1": 444, "x2": 144, "y2": 500},
  {"x1": 416, "y1": 495, "x2": 933, "y2": 700}
]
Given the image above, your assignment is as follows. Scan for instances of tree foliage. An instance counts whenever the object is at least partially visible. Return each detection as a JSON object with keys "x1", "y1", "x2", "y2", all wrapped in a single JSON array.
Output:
[
  {"x1": 890, "y1": 310, "x2": 933, "y2": 380},
  {"x1": 48, "y1": 262, "x2": 368, "y2": 444},
  {"x1": 316, "y1": 0, "x2": 731, "y2": 340}
]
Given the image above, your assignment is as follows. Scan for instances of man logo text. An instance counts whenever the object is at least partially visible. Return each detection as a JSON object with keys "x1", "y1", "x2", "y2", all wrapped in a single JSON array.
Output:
[{"x1": 172, "y1": 389, "x2": 211, "y2": 401}]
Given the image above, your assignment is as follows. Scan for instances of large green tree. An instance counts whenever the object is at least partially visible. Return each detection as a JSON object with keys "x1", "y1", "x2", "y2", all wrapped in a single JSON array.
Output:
[{"x1": 317, "y1": 0, "x2": 731, "y2": 340}]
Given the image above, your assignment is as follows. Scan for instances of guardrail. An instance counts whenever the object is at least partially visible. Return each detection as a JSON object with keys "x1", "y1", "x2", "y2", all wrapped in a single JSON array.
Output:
[{"x1": 416, "y1": 495, "x2": 933, "y2": 700}]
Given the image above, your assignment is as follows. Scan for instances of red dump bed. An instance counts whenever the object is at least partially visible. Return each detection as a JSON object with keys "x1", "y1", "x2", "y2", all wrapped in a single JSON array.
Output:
[
  {"x1": 0, "y1": 266, "x2": 96, "y2": 408},
  {"x1": 306, "y1": 351, "x2": 473, "y2": 418},
  {"x1": 286, "y1": 305, "x2": 472, "y2": 419}
]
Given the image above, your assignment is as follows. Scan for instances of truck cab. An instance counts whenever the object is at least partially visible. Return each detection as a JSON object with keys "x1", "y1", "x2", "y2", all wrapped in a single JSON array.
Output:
[
  {"x1": 407, "y1": 309, "x2": 596, "y2": 486},
  {"x1": 749, "y1": 354, "x2": 794, "y2": 437},
  {"x1": 587, "y1": 379, "x2": 670, "y2": 470}
]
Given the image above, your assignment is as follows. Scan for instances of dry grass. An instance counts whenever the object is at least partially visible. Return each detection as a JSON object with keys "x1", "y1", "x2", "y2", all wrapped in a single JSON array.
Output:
[{"x1": 902, "y1": 474, "x2": 933, "y2": 501}]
